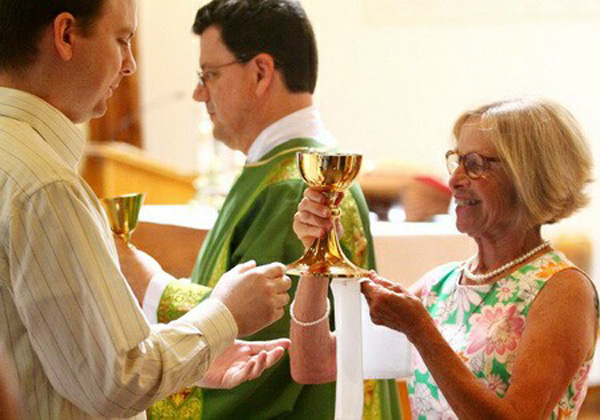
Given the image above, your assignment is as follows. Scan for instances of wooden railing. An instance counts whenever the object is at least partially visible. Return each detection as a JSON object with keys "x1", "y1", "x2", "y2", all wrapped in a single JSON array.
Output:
[{"x1": 80, "y1": 142, "x2": 198, "y2": 204}]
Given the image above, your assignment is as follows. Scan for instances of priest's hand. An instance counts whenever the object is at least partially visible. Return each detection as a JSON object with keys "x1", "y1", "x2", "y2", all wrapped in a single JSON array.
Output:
[
  {"x1": 212, "y1": 261, "x2": 291, "y2": 337},
  {"x1": 293, "y1": 188, "x2": 344, "y2": 249},
  {"x1": 114, "y1": 236, "x2": 162, "y2": 306},
  {"x1": 197, "y1": 338, "x2": 290, "y2": 389}
]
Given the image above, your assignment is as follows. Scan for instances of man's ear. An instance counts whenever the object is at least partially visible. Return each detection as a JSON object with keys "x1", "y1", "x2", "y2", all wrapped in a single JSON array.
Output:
[
  {"x1": 53, "y1": 12, "x2": 78, "y2": 61},
  {"x1": 254, "y1": 53, "x2": 276, "y2": 96}
]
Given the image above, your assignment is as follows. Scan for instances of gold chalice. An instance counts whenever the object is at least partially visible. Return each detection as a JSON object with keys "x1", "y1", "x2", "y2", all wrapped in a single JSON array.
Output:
[
  {"x1": 287, "y1": 151, "x2": 368, "y2": 278},
  {"x1": 100, "y1": 193, "x2": 145, "y2": 245}
]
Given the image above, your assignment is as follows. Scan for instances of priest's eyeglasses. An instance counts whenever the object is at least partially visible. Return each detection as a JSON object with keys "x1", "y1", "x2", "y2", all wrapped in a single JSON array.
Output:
[
  {"x1": 197, "y1": 60, "x2": 242, "y2": 86},
  {"x1": 445, "y1": 150, "x2": 501, "y2": 180}
]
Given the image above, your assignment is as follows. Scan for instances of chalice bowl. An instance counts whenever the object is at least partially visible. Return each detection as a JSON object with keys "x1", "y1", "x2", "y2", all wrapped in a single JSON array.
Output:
[
  {"x1": 287, "y1": 151, "x2": 368, "y2": 278},
  {"x1": 101, "y1": 193, "x2": 146, "y2": 245}
]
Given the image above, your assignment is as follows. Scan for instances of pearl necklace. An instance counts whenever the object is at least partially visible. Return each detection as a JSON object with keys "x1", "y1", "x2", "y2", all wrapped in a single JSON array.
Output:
[{"x1": 463, "y1": 240, "x2": 551, "y2": 283}]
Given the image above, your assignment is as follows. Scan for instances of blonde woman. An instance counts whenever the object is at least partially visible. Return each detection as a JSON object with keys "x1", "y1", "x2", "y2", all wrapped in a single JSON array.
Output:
[{"x1": 291, "y1": 98, "x2": 598, "y2": 418}]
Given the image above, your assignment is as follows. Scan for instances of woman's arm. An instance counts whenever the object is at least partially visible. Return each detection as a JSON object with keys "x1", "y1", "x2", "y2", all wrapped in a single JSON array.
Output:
[
  {"x1": 498, "y1": 270, "x2": 596, "y2": 416},
  {"x1": 362, "y1": 270, "x2": 597, "y2": 419},
  {"x1": 289, "y1": 275, "x2": 337, "y2": 383},
  {"x1": 289, "y1": 188, "x2": 339, "y2": 383}
]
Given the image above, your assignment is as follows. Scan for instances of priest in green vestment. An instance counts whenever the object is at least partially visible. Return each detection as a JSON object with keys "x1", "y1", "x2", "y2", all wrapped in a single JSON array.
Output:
[{"x1": 142, "y1": 1, "x2": 401, "y2": 418}]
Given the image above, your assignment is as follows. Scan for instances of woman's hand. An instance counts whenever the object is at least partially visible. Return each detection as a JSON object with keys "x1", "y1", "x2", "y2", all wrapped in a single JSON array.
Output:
[
  {"x1": 361, "y1": 272, "x2": 429, "y2": 341},
  {"x1": 293, "y1": 188, "x2": 343, "y2": 249}
]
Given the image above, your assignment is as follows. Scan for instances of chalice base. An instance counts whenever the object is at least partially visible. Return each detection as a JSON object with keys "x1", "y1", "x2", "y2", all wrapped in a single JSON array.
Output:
[
  {"x1": 287, "y1": 259, "x2": 367, "y2": 278},
  {"x1": 287, "y1": 235, "x2": 368, "y2": 278}
]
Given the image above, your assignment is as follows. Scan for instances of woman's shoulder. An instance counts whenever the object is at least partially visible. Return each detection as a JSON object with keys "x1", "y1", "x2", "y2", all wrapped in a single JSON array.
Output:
[{"x1": 529, "y1": 250, "x2": 599, "y2": 336}]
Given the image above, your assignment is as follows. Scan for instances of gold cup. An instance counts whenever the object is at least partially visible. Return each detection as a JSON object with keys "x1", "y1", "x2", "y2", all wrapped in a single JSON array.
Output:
[
  {"x1": 287, "y1": 151, "x2": 368, "y2": 278},
  {"x1": 100, "y1": 193, "x2": 146, "y2": 244}
]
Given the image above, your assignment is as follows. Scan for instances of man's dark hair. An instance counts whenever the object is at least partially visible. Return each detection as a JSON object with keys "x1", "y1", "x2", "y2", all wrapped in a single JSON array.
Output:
[
  {"x1": 193, "y1": 0, "x2": 318, "y2": 94},
  {"x1": 0, "y1": 0, "x2": 105, "y2": 72}
]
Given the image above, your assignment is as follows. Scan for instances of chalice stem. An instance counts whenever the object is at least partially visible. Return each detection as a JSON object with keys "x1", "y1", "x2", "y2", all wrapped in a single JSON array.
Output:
[{"x1": 120, "y1": 232, "x2": 134, "y2": 247}]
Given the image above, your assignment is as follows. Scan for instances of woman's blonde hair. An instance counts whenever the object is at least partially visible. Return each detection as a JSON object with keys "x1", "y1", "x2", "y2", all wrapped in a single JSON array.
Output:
[{"x1": 452, "y1": 98, "x2": 593, "y2": 225}]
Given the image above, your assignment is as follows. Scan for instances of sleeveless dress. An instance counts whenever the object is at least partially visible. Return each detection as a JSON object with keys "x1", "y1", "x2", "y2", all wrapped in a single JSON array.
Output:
[{"x1": 408, "y1": 250, "x2": 599, "y2": 419}]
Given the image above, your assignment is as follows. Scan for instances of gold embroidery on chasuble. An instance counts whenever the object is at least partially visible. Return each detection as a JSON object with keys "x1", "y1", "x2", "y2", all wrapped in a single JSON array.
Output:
[
  {"x1": 207, "y1": 247, "x2": 229, "y2": 288},
  {"x1": 149, "y1": 387, "x2": 202, "y2": 419},
  {"x1": 157, "y1": 281, "x2": 210, "y2": 323},
  {"x1": 264, "y1": 156, "x2": 300, "y2": 185},
  {"x1": 339, "y1": 195, "x2": 368, "y2": 268},
  {"x1": 363, "y1": 379, "x2": 383, "y2": 419}
]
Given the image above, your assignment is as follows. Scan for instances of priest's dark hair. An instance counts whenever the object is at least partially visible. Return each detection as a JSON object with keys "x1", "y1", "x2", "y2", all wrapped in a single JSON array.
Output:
[
  {"x1": 0, "y1": 0, "x2": 105, "y2": 72},
  {"x1": 193, "y1": 0, "x2": 318, "y2": 94}
]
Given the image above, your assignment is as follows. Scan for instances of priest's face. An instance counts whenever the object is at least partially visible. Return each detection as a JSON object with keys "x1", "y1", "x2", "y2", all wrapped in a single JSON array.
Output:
[{"x1": 193, "y1": 26, "x2": 256, "y2": 153}]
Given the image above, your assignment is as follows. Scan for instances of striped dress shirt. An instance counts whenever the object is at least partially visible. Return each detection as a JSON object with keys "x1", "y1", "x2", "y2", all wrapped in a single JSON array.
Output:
[{"x1": 0, "y1": 87, "x2": 237, "y2": 419}]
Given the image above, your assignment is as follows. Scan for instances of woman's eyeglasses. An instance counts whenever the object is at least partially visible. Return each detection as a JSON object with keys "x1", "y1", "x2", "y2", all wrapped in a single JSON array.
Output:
[{"x1": 445, "y1": 150, "x2": 501, "y2": 180}]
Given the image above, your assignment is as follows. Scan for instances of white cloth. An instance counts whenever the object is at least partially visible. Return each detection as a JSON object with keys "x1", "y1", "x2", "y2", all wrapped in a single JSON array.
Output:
[
  {"x1": 0, "y1": 87, "x2": 237, "y2": 419},
  {"x1": 143, "y1": 104, "x2": 337, "y2": 321},
  {"x1": 330, "y1": 279, "x2": 364, "y2": 420}
]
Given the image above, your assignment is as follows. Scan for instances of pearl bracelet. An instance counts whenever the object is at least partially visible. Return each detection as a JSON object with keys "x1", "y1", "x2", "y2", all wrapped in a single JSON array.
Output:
[{"x1": 290, "y1": 298, "x2": 331, "y2": 327}]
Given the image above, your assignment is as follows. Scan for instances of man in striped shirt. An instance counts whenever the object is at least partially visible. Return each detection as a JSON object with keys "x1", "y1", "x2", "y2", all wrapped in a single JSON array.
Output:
[{"x1": 0, "y1": 0, "x2": 292, "y2": 418}]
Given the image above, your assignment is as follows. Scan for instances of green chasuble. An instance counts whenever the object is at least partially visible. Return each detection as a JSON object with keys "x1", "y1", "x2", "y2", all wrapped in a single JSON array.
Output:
[{"x1": 149, "y1": 138, "x2": 401, "y2": 419}]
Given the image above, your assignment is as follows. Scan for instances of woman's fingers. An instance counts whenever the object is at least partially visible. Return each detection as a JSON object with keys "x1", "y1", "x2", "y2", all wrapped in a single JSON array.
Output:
[
  {"x1": 367, "y1": 272, "x2": 405, "y2": 293},
  {"x1": 298, "y1": 196, "x2": 331, "y2": 219},
  {"x1": 360, "y1": 279, "x2": 380, "y2": 303},
  {"x1": 294, "y1": 206, "x2": 332, "y2": 231},
  {"x1": 303, "y1": 187, "x2": 328, "y2": 204},
  {"x1": 293, "y1": 218, "x2": 325, "y2": 246}
]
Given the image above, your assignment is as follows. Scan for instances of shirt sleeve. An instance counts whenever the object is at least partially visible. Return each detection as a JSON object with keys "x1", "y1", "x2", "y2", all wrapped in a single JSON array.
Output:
[{"x1": 8, "y1": 181, "x2": 236, "y2": 417}]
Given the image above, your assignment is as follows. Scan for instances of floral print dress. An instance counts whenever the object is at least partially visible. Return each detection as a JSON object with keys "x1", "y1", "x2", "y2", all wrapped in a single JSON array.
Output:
[{"x1": 408, "y1": 250, "x2": 599, "y2": 419}]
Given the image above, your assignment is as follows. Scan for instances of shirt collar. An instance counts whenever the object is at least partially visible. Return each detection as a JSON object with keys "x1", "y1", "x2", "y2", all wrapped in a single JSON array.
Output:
[
  {"x1": 245, "y1": 104, "x2": 337, "y2": 163},
  {"x1": 0, "y1": 87, "x2": 85, "y2": 170}
]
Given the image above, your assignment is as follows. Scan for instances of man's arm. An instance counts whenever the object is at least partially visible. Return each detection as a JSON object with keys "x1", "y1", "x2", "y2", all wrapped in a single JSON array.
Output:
[
  {"x1": 114, "y1": 243, "x2": 212, "y2": 324},
  {"x1": 137, "y1": 177, "x2": 317, "y2": 329},
  {"x1": 10, "y1": 181, "x2": 288, "y2": 416}
]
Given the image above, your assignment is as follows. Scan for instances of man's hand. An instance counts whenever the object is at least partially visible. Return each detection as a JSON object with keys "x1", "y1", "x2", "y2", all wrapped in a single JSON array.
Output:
[
  {"x1": 197, "y1": 338, "x2": 290, "y2": 389},
  {"x1": 293, "y1": 188, "x2": 343, "y2": 249},
  {"x1": 114, "y1": 236, "x2": 162, "y2": 305},
  {"x1": 212, "y1": 261, "x2": 291, "y2": 337}
]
